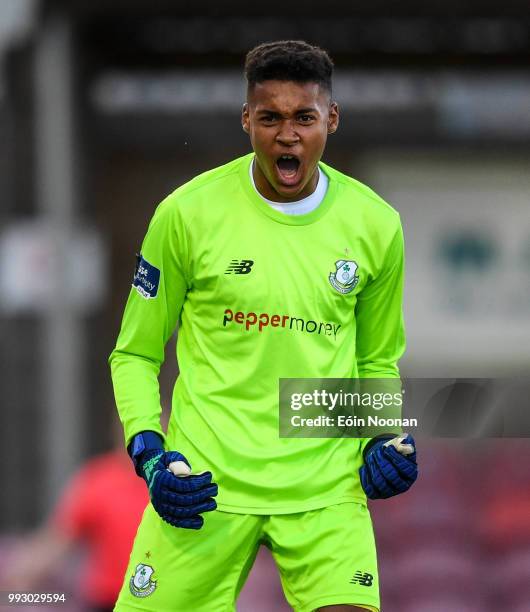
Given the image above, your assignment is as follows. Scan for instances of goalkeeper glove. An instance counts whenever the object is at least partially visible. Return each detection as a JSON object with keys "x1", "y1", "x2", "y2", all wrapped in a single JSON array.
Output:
[
  {"x1": 359, "y1": 433, "x2": 418, "y2": 500},
  {"x1": 129, "y1": 431, "x2": 218, "y2": 529}
]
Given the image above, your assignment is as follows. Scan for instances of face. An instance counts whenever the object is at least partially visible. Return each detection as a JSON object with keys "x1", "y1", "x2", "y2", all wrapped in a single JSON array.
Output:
[{"x1": 242, "y1": 80, "x2": 339, "y2": 202}]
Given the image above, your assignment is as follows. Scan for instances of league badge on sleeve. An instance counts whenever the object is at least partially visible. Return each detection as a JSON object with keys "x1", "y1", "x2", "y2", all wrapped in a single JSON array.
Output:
[
  {"x1": 329, "y1": 260, "x2": 359, "y2": 294},
  {"x1": 133, "y1": 253, "x2": 160, "y2": 299}
]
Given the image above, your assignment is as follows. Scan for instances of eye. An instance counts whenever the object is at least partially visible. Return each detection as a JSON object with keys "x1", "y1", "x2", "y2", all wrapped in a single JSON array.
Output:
[
  {"x1": 298, "y1": 114, "x2": 315, "y2": 123},
  {"x1": 260, "y1": 114, "x2": 278, "y2": 124}
]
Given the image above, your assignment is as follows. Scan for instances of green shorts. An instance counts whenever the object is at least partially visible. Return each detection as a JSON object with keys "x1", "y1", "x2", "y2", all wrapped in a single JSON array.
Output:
[{"x1": 115, "y1": 502, "x2": 380, "y2": 612}]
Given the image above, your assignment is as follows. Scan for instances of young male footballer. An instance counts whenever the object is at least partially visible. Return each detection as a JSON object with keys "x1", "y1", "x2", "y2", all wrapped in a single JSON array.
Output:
[{"x1": 110, "y1": 40, "x2": 418, "y2": 612}]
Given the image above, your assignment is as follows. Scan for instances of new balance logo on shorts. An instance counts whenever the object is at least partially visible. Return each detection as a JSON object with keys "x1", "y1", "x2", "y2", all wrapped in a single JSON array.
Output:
[
  {"x1": 225, "y1": 259, "x2": 254, "y2": 274},
  {"x1": 350, "y1": 571, "x2": 373, "y2": 587}
]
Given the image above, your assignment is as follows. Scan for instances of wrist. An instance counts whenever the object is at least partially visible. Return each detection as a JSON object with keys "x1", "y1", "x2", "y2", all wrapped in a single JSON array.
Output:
[
  {"x1": 362, "y1": 434, "x2": 396, "y2": 462},
  {"x1": 129, "y1": 431, "x2": 164, "y2": 476}
]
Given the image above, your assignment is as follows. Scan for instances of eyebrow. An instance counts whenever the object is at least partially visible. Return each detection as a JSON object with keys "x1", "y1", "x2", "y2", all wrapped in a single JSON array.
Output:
[
  {"x1": 296, "y1": 107, "x2": 318, "y2": 114},
  {"x1": 256, "y1": 107, "x2": 319, "y2": 115}
]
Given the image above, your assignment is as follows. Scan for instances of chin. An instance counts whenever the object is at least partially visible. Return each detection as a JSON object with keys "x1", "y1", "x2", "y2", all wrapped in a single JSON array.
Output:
[{"x1": 274, "y1": 186, "x2": 303, "y2": 201}]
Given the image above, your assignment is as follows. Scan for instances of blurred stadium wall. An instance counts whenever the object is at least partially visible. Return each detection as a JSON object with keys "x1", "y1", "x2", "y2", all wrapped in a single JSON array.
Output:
[{"x1": 0, "y1": 2, "x2": 529, "y2": 608}]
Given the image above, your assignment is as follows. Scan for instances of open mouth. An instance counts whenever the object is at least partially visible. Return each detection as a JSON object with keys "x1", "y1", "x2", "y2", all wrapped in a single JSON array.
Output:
[{"x1": 275, "y1": 154, "x2": 301, "y2": 186}]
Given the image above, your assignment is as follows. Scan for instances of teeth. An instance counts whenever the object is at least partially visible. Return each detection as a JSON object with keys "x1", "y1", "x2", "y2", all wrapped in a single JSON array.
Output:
[{"x1": 281, "y1": 155, "x2": 294, "y2": 159}]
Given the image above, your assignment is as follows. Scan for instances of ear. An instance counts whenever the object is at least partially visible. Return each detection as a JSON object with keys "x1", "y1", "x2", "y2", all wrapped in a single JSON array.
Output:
[
  {"x1": 327, "y1": 101, "x2": 339, "y2": 134},
  {"x1": 241, "y1": 103, "x2": 250, "y2": 134}
]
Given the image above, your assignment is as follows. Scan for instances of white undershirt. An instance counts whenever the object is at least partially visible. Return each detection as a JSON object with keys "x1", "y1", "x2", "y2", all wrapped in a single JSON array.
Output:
[{"x1": 249, "y1": 159, "x2": 328, "y2": 215}]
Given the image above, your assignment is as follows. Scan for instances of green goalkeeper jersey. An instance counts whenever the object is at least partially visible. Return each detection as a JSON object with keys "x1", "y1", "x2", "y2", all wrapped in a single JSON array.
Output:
[{"x1": 110, "y1": 153, "x2": 405, "y2": 514}]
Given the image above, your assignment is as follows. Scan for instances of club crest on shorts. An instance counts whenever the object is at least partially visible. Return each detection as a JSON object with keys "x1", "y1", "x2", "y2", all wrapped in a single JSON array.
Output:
[
  {"x1": 130, "y1": 563, "x2": 157, "y2": 598},
  {"x1": 329, "y1": 260, "x2": 359, "y2": 294}
]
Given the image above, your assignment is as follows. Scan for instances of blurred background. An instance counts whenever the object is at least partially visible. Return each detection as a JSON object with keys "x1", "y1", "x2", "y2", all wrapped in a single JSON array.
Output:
[{"x1": 0, "y1": 0, "x2": 529, "y2": 610}]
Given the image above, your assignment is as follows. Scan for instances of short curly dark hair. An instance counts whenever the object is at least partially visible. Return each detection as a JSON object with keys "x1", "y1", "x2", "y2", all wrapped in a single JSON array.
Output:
[{"x1": 245, "y1": 40, "x2": 334, "y2": 95}]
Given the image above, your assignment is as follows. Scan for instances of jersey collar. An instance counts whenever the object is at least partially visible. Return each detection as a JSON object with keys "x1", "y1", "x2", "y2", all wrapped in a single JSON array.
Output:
[{"x1": 239, "y1": 153, "x2": 336, "y2": 226}]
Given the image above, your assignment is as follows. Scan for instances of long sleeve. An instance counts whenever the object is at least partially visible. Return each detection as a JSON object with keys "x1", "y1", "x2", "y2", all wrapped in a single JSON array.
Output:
[
  {"x1": 109, "y1": 196, "x2": 189, "y2": 447},
  {"x1": 355, "y1": 221, "x2": 406, "y2": 378},
  {"x1": 355, "y1": 220, "x2": 406, "y2": 445}
]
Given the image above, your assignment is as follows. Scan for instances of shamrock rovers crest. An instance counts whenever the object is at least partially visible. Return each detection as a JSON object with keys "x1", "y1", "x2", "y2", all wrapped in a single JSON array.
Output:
[
  {"x1": 329, "y1": 260, "x2": 359, "y2": 294},
  {"x1": 130, "y1": 563, "x2": 157, "y2": 598}
]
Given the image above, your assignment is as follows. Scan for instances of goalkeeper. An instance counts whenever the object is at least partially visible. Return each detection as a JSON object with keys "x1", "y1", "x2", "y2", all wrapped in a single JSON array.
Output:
[{"x1": 110, "y1": 40, "x2": 417, "y2": 612}]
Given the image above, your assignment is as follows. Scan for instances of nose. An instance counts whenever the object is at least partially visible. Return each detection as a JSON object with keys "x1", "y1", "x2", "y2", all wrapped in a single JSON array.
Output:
[{"x1": 276, "y1": 120, "x2": 300, "y2": 146}]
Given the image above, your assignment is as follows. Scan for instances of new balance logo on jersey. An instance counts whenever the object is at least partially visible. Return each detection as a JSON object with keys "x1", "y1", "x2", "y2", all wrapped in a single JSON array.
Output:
[
  {"x1": 350, "y1": 571, "x2": 373, "y2": 587},
  {"x1": 225, "y1": 259, "x2": 254, "y2": 274}
]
